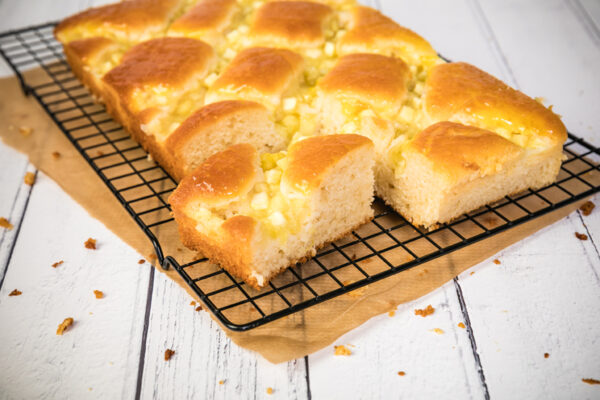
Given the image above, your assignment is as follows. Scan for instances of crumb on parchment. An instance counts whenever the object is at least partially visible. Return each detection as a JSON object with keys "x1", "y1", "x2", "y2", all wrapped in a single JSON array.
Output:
[
  {"x1": 398, "y1": 371, "x2": 406, "y2": 376},
  {"x1": 219, "y1": 380, "x2": 224, "y2": 385},
  {"x1": 414, "y1": 305, "x2": 435, "y2": 317},
  {"x1": 575, "y1": 232, "x2": 588, "y2": 241},
  {"x1": 195, "y1": 306, "x2": 202, "y2": 312},
  {"x1": 190, "y1": 301, "x2": 196, "y2": 306},
  {"x1": 493, "y1": 259, "x2": 501, "y2": 265},
  {"x1": 9, "y1": 289, "x2": 22, "y2": 296},
  {"x1": 24, "y1": 172, "x2": 35, "y2": 186},
  {"x1": 388, "y1": 310, "x2": 395, "y2": 317},
  {"x1": 19, "y1": 126, "x2": 32, "y2": 136},
  {"x1": 56, "y1": 317, "x2": 74, "y2": 335},
  {"x1": 138, "y1": 259, "x2": 145, "y2": 264},
  {"x1": 458, "y1": 322, "x2": 466, "y2": 329},
  {"x1": 544, "y1": 353, "x2": 549, "y2": 359},
  {"x1": 52, "y1": 260, "x2": 64, "y2": 268},
  {"x1": 0, "y1": 217, "x2": 13, "y2": 230},
  {"x1": 334, "y1": 345, "x2": 352, "y2": 356},
  {"x1": 266, "y1": 387, "x2": 273, "y2": 395},
  {"x1": 431, "y1": 328, "x2": 445, "y2": 334},
  {"x1": 164, "y1": 349, "x2": 175, "y2": 361},
  {"x1": 93, "y1": 290, "x2": 103, "y2": 299},
  {"x1": 84, "y1": 238, "x2": 97, "y2": 249}
]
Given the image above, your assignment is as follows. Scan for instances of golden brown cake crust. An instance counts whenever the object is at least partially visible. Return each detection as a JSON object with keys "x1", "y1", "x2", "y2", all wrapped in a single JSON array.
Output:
[
  {"x1": 170, "y1": 0, "x2": 238, "y2": 34},
  {"x1": 102, "y1": 37, "x2": 215, "y2": 107},
  {"x1": 209, "y1": 47, "x2": 304, "y2": 102},
  {"x1": 251, "y1": 1, "x2": 333, "y2": 44},
  {"x1": 425, "y1": 62, "x2": 567, "y2": 146},
  {"x1": 408, "y1": 121, "x2": 524, "y2": 180},
  {"x1": 283, "y1": 134, "x2": 373, "y2": 192},
  {"x1": 169, "y1": 143, "x2": 259, "y2": 209},
  {"x1": 339, "y1": 6, "x2": 436, "y2": 57},
  {"x1": 319, "y1": 53, "x2": 410, "y2": 111},
  {"x1": 54, "y1": 0, "x2": 183, "y2": 42}
]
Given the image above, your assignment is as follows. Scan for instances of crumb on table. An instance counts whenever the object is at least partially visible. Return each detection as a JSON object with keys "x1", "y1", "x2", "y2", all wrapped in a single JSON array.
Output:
[
  {"x1": 575, "y1": 232, "x2": 588, "y2": 241},
  {"x1": 164, "y1": 349, "x2": 175, "y2": 361},
  {"x1": 458, "y1": 322, "x2": 466, "y2": 329},
  {"x1": 580, "y1": 201, "x2": 595, "y2": 216},
  {"x1": 582, "y1": 378, "x2": 600, "y2": 385},
  {"x1": 93, "y1": 290, "x2": 103, "y2": 299},
  {"x1": 334, "y1": 345, "x2": 352, "y2": 356},
  {"x1": 266, "y1": 387, "x2": 273, "y2": 395},
  {"x1": 342, "y1": 280, "x2": 367, "y2": 298},
  {"x1": 544, "y1": 353, "x2": 549, "y2": 359},
  {"x1": 56, "y1": 317, "x2": 74, "y2": 335},
  {"x1": 52, "y1": 260, "x2": 64, "y2": 268},
  {"x1": 9, "y1": 289, "x2": 22, "y2": 296},
  {"x1": 0, "y1": 217, "x2": 13, "y2": 230},
  {"x1": 51, "y1": 151, "x2": 61, "y2": 160},
  {"x1": 138, "y1": 259, "x2": 145, "y2": 264},
  {"x1": 398, "y1": 371, "x2": 406, "y2": 376},
  {"x1": 24, "y1": 172, "x2": 36, "y2": 186},
  {"x1": 84, "y1": 238, "x2": 97, "y2": 249},
  {"x1": 414, "y1": 304, "x2": 435, "y2": 317},
  {"x1": 493, "y1": 259, "x2": 501, "y2": 265}
]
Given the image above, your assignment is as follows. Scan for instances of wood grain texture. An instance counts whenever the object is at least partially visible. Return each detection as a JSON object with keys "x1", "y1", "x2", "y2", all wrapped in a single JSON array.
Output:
[
  {"x1": 0, "y1": 173, "x2": 152, "y2": 399},
  {"x1": 308, "y1": 283, "x2": 486, "y2": 399},
  {"x1": 139, "y1": 270, "x2": 309, "y2": 400}
]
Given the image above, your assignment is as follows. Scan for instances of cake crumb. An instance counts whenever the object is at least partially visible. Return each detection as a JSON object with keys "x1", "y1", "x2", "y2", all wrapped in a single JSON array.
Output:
[
  {"x1": 93, "y1": 290, "x2": 103, "y2": 299},
  {"x1": 414, "y1": 304, "x2": 435, "y2": 317},
  {"x1": 0, "y1": 217, "x2": 13, "y2": 230},
  {"x1": 51, "y1": 151, "x2": 61, "y2": 160},
  {"x1": 582, "y1": 378, "x2": 600, "y2": 385},
  {"x1": 9, "y1": 289, "x2": 22, "y2": 296},
  {"x1": 458, "y1": 322, "x2": 466, "y2": 329},
  {"x1": 343, "y1": 280, "x2": 367, "y2": 298},
  {"x1": 219, "y1": 380, "x2": 224, "y2": 385},
  {"x1": 334, "y1": 345, "x2": 352, "y2": 356},
  {"x1": 164, "y1": 349, "x2": 175, "y2": 361},
  {"x1": 138, "y1": 259, "x2": 145, "y2": 264},
  {"x1": 190, "y1": 301, "x2": 196, "y2": 306},
  {"x1": 575, "y1": 232, "x2": 588, "y2": 241},
  {"x1": 24, "y1": 172, "x2": 35, "y2": 186},
  {"x1": 266, "y1": 387, "x2": 273, "y2": 395},
  {"x1": 431, "y1": 328, "x2": 445, "y2": 334},
  {"x1": 493, "y1": 259, "x2": 501, "y2": 265},
  {"x1": 19, "y1": 126, "x2": 33, "y2": 136},
  {"x1": 470, "y1": 271, "x2": 475, "y2": 275},
  {"x1": 84, "y1": 238, "x2": 97, "y2": 249},
  {"x1": 56, "y1": 317, "x2": 74, "y2": 335},
  {"x1": 544, "y1": 353, "x2": 549, "y2": 359},
  {"x1": 52, "y1": 260, "x2": 64, "y2": 268},
  {"x1": 397, "y1": 371, "x2": 406, "y2": 376},
  {"x1": 195, "y1": 306, "x2": 202, "y2": 312},
  {"x1": 580, "y1": 201, "x2": 595, "y2": 216},
  {"x1": 388, "y1": 310, "x2": 396, "y2": 317}
]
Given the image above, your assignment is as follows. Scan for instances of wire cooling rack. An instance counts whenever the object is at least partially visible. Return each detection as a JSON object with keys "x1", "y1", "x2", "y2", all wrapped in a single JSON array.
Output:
[{"x1": 1, "y1": 23, "x2": 599, "y2": 331}]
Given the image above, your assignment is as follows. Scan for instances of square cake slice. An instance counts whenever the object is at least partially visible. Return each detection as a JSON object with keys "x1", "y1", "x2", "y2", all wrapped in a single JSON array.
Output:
[{"x1": 169, "y1": 134, "x2": 375, "y2": 289}]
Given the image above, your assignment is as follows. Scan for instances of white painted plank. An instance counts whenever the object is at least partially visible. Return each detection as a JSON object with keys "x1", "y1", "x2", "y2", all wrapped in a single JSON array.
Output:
[
  {"x1": 139, "y1": 270, "x2": 309, "y2": 400},
  {"x1": 309, "y1": 283, "x2": 486, "y2": 400},
  {"x1": 0, "y1": 172, "x2": 152, "y2": 399},
  {"x1": 457, "y1": 214, "x2": 600, "y2": 400}
]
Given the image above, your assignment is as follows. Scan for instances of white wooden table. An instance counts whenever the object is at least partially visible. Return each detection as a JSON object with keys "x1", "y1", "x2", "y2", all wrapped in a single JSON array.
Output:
[{"x1": 0, "y1": 1, "x2": 599, "y2": 399}]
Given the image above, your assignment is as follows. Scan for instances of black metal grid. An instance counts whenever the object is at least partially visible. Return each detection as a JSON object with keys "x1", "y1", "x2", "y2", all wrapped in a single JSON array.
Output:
[{"x1": 1, "y1": 23, "x2": 599, "y2": 331}]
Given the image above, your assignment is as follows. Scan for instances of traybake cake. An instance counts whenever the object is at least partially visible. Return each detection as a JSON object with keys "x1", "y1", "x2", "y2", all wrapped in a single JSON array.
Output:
[{"x1": 55, "y1": 0, "x2": 566, "y2": 288}]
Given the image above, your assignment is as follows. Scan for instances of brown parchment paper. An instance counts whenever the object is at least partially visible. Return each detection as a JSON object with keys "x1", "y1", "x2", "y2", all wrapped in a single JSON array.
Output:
[{"x1": 0, "y1": 72, "x2": 589, "y2": 364}]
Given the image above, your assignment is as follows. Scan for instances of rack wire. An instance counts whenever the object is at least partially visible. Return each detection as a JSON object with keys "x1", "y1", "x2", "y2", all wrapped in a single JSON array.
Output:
[{"x1": 1, "y1": 22, "x2": 599, "y2": 331}]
